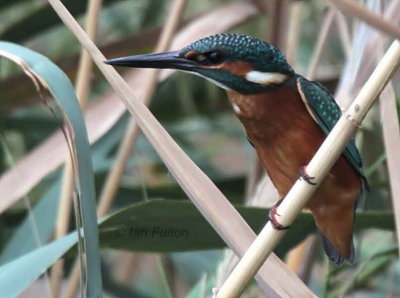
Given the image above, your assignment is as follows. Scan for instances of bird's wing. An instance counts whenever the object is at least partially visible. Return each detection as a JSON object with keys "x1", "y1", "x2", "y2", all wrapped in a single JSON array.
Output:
[{"x1": 296, "y1": 76, "x2": 367, "y2": 184}]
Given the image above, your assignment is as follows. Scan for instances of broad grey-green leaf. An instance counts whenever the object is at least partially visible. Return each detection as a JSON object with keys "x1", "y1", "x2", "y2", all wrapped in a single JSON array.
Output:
[
  {"x1": 97, "y1": 199, "x2": 314, "y2": 255},
  {"x1": 0, "y1": 42, "x2": 102, "y2": 297},
  {"x1": 99, "y1": 200, "x2": 394, "y2": 255},
  {"x1": 0, "y1": 232, "x2": 77, "y2": 298}
]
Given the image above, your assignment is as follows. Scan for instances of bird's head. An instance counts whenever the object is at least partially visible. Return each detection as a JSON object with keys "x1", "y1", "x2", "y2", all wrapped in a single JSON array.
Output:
[{"x1": 105, "y1": 33, "x2": 295, "y2": 94}]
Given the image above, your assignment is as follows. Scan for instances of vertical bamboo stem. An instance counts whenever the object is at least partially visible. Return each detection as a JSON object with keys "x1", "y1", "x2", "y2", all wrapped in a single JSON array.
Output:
[
  {"x1": 99, "y1": 0, "x2": 185, "y2": 285},
  {"x1": 334, "y1": 11, "x2": 352, "y2": 58},
  {"x1": 307, "y1": 9, "x2": 335, "y2": 80},
  {"x1": 380, "y1": 81, "x2": 400, "y2": 255},
  {"x1": 285, "y1": 1, "x2": 302, "y2": 65},
  {"x1": 216, "y1": 40, "x2": 400, "y2": 298},
  {"x1": 98, "y1": 0, "x2": 186, "y2": 216}
]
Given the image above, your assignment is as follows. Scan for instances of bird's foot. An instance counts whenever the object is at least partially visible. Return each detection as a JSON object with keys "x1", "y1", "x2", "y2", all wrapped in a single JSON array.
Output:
[
  {"x1": 269, "y1": 199, "x2": 290, "y2": 230},
  {"x1": 299, "y1": 166, "x2": 317, "y2": 185}
]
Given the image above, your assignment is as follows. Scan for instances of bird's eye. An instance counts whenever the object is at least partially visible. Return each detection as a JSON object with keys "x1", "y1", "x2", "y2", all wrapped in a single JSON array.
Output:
[
  {"x1": 196, "y1": 54, "x2": 208, "y2": 63},
  {"x1": 193, "y1": 51, "x2": 225, "y2": 65},
  {"x1": 205, "y1": 51, "x2": 225, "y2": 64}
]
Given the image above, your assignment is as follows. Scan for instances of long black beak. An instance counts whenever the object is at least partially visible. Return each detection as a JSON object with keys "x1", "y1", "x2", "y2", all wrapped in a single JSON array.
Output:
[{"x1": 104, "y1": 50, "x2": 196, "y2": 71}]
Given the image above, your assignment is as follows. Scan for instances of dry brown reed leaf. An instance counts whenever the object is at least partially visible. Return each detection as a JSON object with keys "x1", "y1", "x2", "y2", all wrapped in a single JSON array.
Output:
[
  {"x1": 326, "y1": 0, "x2": 400, "y2": 39},
  {"x1": 352, "y1": 1, "x2": 400, "y2": 93},
  {"x1": 0, "y1": 1, "x2": 258, "y2": 212},
  {"x1": 334, "y1": 1, "x2": 400, "y2": 109}
]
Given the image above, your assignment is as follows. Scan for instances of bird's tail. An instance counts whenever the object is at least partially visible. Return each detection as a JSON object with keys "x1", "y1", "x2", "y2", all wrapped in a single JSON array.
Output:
[
  {"x1": 319, "y1": 232, "x2": 355, "y2": 265},
  {"x1": 312, "y1": 201, "x2": 357, "y2": 265}
]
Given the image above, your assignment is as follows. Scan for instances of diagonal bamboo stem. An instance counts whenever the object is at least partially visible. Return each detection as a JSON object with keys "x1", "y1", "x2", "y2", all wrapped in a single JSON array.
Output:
[
  {"x1": 47, "y1": 0, "x2": 314, "y2": 296},
  {"x1": 216, "y1": 39, "x2": 400, "y2": 298}
]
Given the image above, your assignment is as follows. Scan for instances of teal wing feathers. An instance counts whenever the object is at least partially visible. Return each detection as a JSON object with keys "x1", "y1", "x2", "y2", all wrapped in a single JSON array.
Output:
[{"x1": 296, "y1": 76, "x2": 367, "y2": 186}]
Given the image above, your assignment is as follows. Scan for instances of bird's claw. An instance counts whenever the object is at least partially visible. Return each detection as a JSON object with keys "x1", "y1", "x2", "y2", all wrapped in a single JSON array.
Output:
[
  {"x1": 299, "y1": 166, "x2": 317, "y2": 185},
  {"x1": 269, "y1": 199, "x2": 290, "y2": 230}
]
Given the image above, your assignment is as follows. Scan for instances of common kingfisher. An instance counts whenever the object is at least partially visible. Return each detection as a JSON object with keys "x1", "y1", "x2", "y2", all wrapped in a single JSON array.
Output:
[{"x1": 105, "y1": 34, "x2": 368, "y2": 265}]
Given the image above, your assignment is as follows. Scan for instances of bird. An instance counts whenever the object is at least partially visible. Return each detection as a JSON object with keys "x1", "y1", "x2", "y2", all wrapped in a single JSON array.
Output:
[{"x1": 105, "y1": 33, "x2": 368, "y2": 265}]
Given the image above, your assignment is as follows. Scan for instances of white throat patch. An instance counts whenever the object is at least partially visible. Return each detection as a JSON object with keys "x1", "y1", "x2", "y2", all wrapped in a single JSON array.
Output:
[
  {"x1": 245, "y1": 71, "x2": 287, "y2": 85},
  {"x1": 183, "y1": 70, "x2": 232, "y2": 91}
]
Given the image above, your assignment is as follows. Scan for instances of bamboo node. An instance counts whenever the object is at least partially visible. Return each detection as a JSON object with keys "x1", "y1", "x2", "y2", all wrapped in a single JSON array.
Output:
[{"x1": 346, "y1": 114, "x2": 363, "y2": 128}]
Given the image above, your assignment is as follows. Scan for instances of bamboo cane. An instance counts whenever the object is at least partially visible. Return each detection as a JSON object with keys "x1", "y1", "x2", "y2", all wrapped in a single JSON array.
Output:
[{"x1": 216, "y1": 39, "x2": 400, "y2": 298}]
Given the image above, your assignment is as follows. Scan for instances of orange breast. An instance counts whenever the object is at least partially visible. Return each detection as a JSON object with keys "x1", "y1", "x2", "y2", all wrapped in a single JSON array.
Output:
[
  {"x1": 227, "y1": 87, "x2": 360, "y2": 198},
  {"x1": 227, "y1": 87, "x2": 361, "y2": 257},
  {"x1": 228, "y1": 87, "x2": 326, "y2": 195}
]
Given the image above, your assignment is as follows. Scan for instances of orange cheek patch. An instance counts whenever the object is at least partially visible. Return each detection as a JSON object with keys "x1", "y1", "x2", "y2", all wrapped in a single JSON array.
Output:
[
  {"x1": 222, "y1": 61, "x2": 254, "y2": 76},
  {"x1": 201, "y1": 61, "x2": 254, "y2": 76}
]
